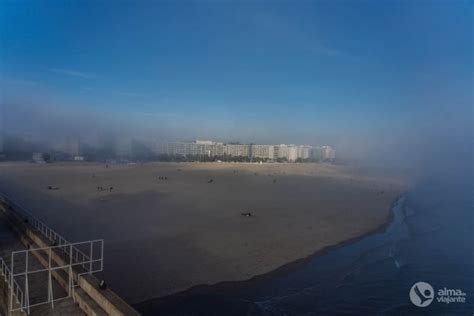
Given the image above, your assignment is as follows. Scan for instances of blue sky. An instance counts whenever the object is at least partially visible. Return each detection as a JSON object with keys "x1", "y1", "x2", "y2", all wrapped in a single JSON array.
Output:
[{"x1": 0, "y1": 0, "x2": 471, "y2": 152}]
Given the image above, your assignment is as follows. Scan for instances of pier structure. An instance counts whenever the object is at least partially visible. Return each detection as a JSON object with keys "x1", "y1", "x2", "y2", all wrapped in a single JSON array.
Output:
[{"x1": 0, "y1": 194, "x2": 140, "y2": 316}]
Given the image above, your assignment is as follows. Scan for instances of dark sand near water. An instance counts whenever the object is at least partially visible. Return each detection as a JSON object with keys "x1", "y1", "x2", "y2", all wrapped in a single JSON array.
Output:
[{"x1": 0, "y1": 162, "x2": 407, "y2": 303}]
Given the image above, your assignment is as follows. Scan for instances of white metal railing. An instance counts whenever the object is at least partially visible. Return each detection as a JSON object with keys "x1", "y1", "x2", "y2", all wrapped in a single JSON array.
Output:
[
  {"x1": 0, "y1": 256, "x2": 25, "y2": 312},
  {"x1": 0, "y1": 193, "x2": 104, "y2": 314},
  {"x1": 0, "y1": 193, "x2": 92, "y2": 270},
  {"x1": 9, "y1": 240, "x2": 104, "y2": 314}
]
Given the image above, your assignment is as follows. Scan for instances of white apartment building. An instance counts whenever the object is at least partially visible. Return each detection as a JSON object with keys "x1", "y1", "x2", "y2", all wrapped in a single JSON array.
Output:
[
  {"x1": 274, "y1": 144, "x2": 288, "y2": 160},
  {"x1": 223, "y1": 144, "x2": 250, "y2": 157},
  {"x1": 158, "y1": 141, "x2": 223, "y2": 157},
  {"x1": 287, "y1": 145, "x2": 298, "y2": 162},
  {"x1": 321, "y1": 146, "x2": 336, "y2": 160},
  {"x1": 297, "y1": 145, "x2": 311, "y2": 159},
  {"x1": 273, "y1": 144, "x2": 298, "y2": 161},
  {"x1": 250, "y1": 144, "x2": 274, "y2": 160},
  {"x1": 155, "y1": 140, "x2": 335, "y2": 161}
]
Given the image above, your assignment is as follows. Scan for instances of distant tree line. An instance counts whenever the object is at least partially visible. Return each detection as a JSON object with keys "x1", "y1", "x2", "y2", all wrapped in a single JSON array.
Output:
[
  {"x1": 154, "y1": 155, "x2": 329, "y2": 163},
  {"x1": 156, "y1": 154, "x2": 253, "y2": 163},
  {"x1": 295, "y1": 157, "x2": 327, "y2": 163}
]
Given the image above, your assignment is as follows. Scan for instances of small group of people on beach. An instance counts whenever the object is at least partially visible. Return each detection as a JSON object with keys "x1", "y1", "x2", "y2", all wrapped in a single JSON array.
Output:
[
  {"x1": 97, "y1": 186, "x2": 114, "y2": 192},
  {"x1": 158, "y1": 176, "x2": 168, "y2": 180}
]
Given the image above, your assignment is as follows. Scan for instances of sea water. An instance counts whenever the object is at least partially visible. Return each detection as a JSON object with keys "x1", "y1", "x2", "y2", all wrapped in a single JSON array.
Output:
[{"x1": 137, "y1": 180, "x2": 473, "y2": 315}]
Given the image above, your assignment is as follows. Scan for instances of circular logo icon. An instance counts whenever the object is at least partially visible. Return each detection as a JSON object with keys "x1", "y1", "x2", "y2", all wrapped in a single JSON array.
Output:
[{"x1": 410, "y1": 282, "x2": 434, "y2": 307}]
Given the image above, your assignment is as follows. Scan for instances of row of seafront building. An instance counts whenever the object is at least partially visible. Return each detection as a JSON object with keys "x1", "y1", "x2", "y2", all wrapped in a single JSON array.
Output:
[
  {"x1": 18, "y1": 137, "x2": 334, "y2": 162},
  {"x1": 154, "y1": 140, "x2": 335, "y2": 162}
]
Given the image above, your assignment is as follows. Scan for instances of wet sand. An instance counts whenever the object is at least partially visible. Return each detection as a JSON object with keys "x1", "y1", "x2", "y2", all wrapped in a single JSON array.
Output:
[{"x1": 0, "y1": 162, "x2": 406, "y2": 303}]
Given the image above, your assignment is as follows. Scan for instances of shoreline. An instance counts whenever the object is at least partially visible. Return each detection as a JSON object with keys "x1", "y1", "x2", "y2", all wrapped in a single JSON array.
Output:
[
  {"x1": 135, "y1": 193, "x2": 405, "y2": 312},
  {"x1": 0, "y1": 162, "x2": 406, "y2": 304}
]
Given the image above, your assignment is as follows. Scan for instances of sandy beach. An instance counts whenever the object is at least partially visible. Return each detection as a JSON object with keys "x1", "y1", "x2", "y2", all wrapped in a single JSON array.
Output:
[{"x1": 0, "y1": 162, "x2": 406, "y2": 303}]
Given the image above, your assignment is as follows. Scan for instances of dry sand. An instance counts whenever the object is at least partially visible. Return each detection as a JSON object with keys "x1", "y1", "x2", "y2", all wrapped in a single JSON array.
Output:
[{"x1": 0, "y1": 162, "x2": 407, "y2": 303}]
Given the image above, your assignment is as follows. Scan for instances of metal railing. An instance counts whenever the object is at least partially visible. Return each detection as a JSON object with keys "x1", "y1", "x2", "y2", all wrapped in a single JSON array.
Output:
[
  {"x1": 0, "y1": 193, "x2": 92, "y2": 270},
  {"x1": 0, "y1": 256, "x2": 25, "y2": 312},
  {"x1": 9, "y1": 240, "x2": 104, "y2": 314},
  {"x1": 0, "y1": 193, "x2": 104, "y2": 314}
]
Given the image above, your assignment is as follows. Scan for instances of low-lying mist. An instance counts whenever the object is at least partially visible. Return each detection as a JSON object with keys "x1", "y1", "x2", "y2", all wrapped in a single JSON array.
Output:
[{"x1": 1, "y1": 88, "x2": 472, "y2": 189}]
